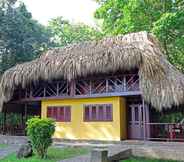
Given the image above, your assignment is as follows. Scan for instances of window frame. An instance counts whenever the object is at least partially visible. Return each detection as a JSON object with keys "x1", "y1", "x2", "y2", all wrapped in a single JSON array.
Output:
[
  {"x1": 83, "y1": 104, "x2": 113, "y2": 122},
  {"x1": 47, "y1": 106, "x2": 71, "y2": 122}
]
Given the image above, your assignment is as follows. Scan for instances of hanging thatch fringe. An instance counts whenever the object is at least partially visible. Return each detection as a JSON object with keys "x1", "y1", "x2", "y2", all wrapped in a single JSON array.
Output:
[{"x1": 0, "y1": 31, "x2": 184, "y2": 111}]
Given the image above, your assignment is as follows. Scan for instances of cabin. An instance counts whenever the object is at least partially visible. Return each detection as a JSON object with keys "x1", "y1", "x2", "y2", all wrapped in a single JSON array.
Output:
[{"x1": 1, "y1": 31, "x2": 184, "y2": 141}]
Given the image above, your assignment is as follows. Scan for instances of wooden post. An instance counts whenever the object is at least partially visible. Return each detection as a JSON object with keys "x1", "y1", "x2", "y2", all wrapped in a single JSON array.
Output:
[
  {"x1": 25, "y1": 103, "x2": 28, "y2": 123},
  {"x1": 43, "y1": 85, "x2": 46, "y2": 97},
  {"x1": 21, "y1": 105, "x2": 24, "y2": 126},
  {"x1": 3, "y1": 109, "x2": 7, "y2": 134},
  {"x1": 123, "y1": 75, "x2": 126, "y2": 91},
  {"x1": 89, "y1": 80, "x2": 92, "y2": 95},
  {"x1": 142, "y1": 99, "x2": 146, "y2": 141},
  {"x1": 105, "y1": 79, "x2": 108, "y2": 93},
  {"x1": 56, "y1": 82, "x2": 59, "y2": 96},
  {"x1": 70, "y1": 80, "x2": 75, "y2": 96}
]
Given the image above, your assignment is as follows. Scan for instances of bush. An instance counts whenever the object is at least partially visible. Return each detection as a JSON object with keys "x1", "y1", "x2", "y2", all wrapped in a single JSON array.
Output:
[{"x1": 26, "y1": 117, "x2": 55, "y2": 159}]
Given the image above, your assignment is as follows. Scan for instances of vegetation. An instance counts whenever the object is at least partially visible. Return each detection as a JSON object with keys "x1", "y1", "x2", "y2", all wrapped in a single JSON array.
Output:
[
  {"x1": 48, "y1": 17, "x2": 103, "y2": 47},
  {"x1": 0, "y1": 0, "x2": 52, "y2": 73},
  {"x1": 0, "y1": 0, "x2": 102, "y2": 73},
  {"x1": 158, "y1": 112, "x2": 184, "y2": 123},
  {"x1": 0, "y1": 147, "x2": 89, "y2": 162},
  {"x1": 0, "y1": 144, "x2": 7, "y2": 148},
  {"x1": 0, "y1": 0, "x2": 183, "y2": 73},
  {"x1": 122, "y1": 157, "x2": 178, "y2": 162},
  {"x1": 95, "y1": 0, "x2": 184, "y2": 71},
  {"x1": 26, "y1": 117, "x2": 55, "y2": 159}
]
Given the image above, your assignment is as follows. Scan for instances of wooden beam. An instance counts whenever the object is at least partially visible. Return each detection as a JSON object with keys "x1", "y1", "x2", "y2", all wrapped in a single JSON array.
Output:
[{"x1": 10, "y1": 91, "x2": 142, "y2": 103}]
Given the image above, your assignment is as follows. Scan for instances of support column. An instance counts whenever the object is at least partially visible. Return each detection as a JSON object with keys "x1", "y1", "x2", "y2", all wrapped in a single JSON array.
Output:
[
  {"x1": 21, "y1": 105, "x2": 24, "y2": 126},
  {"x1": 24, "y1": 103, "x2": 28, "y2": 122},
  {"x1": 70, "y1": 80, "x2": 75, "y2": 96},
  {"x1": 3, "y1": 109, "x2": 7, "y2": 134},
  {"x1": 142, "y1": 99, "x2": 146, "y2": 141}
]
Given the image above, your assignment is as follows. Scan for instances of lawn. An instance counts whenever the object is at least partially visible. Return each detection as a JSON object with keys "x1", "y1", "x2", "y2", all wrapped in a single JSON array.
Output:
[
  {"x1": 122, "y1": 157, "x2": 178, "y2": 162},
  {"x1": 0, "y1": 144, "x2": 7, "y2": 148},
  {"x1": 0, "y1": 147, "x2": 89, "y2": 162}
]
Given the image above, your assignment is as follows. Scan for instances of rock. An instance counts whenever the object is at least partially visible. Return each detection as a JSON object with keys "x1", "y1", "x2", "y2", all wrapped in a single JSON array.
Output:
[
  {"x1": 90, "y1": 148, "x2": 108, "y2": 162},
  {"x1": 16, "y1": 142, "x2": 33, "y2": 159}
]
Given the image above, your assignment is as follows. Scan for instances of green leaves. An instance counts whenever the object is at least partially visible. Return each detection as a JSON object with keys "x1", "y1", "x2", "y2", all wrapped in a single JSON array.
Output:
[
  {"x1": 0, "y1": 1, "x2": 52, "y2": 73},
  {"x1": 152, "y1": 10, "x2": 184, "y2": 71},
  {"x1": 26, "y1": 117, "x2": 55, "y2": 159},
  {"x1": 48, "y1": 17, "x2": 103, "y2": 47},
  {"x1": 95, "y1": 0, "x2": 184, "y2": 71}
]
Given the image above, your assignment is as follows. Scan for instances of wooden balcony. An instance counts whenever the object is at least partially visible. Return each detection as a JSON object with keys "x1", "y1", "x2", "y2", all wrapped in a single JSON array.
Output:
[{"x1": 12, "y1": 74, "x2": 141, "y2": 102}]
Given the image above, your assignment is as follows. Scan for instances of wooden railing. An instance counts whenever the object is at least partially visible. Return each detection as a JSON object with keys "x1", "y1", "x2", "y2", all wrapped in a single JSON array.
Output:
[
  {"x1": 147, "y1": 123, "x2": 184, "y2": 141},
  {"x1": 75, "y1": 74, "x2": 139, "y2": 96},
  {"x1": 12, "y1": 74, "x2": 140, "y2": 101}
]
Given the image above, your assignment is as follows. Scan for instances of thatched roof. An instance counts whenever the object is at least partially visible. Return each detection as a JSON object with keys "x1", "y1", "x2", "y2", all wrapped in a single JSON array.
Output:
[{"x1": 0, "y1": 31, "x2": 184, "y2": 111}]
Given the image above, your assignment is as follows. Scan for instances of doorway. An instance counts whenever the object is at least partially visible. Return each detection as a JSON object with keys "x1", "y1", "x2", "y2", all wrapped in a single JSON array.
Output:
[{"x1": 127, "y1": 98, "x2": 150, "y2": 140}]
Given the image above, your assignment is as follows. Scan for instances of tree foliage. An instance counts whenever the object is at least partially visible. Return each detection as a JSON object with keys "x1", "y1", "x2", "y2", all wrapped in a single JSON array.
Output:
[
  {"x1": 152, "y1": 10, "x2": 184, "y2": 71},
  {"x1": 48, "y1": 17, "x2": 103, "y2": 47},
  {"x1": 26, "y1": 117, "x2": 55, "y2": 159},
  {"x1": 95, "y1": 0, "x2": 184, "y2": 71},
  {"x1": 0, "y1": 0, "x2": 52, "y2": 73}
]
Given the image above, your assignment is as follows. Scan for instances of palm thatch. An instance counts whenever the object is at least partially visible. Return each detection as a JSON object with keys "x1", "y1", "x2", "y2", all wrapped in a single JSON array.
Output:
[{"x1": 0, "y1": 31, "x2": 184, "y2": 111}]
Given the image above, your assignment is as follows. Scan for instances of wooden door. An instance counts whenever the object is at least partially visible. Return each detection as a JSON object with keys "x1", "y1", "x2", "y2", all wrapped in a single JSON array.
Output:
[{"x1": 128, "y1": 104, "x2": 150, "y2": 139}]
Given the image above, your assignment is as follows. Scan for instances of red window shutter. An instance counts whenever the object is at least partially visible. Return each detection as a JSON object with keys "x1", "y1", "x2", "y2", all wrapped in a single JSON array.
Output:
[
  {"x1": 47, "y1": 107, "x2": 52, "y2": 118},
  {"x1": 60, "y1": 107, "x2": 64, "y2": 122},
  {"x1": 57, "y1": 107, "x2": 62, "y2": 121},
  {"x1": 84, "y1": 106, "x2": 90, "y2": 121},
  {"x1": 53, "y1": 107, "x2": 57, "y2": 121},
  {"x1": 56, "y1": 107, "x2": 60, "y2": 121},
  {"x1": 106, "y1": 105, "x2": 112, "y2": 121},
  {"x1": 98, "y1": 105, "x2": 104, "y2": 120},
  {"x1": 65, "y1": 107, "x2": 71, "y2": 122},
  {"x1": 47, "y1": 106, "x2": 71, "y2": 122},
  {"x1": 84, "y1": 104, "x2": 113, "y2": 122},
  {"x1": 91, "y1": 106, "x2": 97, "y2": 121}
]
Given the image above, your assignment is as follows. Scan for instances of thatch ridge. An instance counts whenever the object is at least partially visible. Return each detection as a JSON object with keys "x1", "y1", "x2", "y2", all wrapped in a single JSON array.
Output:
[{"x1": 0, "y1": 31, "x2": 184, "y2": 111}]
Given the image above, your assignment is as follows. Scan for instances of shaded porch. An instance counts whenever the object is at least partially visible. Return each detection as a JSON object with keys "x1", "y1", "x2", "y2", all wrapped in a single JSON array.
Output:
[
  {"x1": 126, "y1": 96, "x2": 184, "y2": 141},
  {"x1": 0, "y1": 102, "x2": 41, "y2": 136}
]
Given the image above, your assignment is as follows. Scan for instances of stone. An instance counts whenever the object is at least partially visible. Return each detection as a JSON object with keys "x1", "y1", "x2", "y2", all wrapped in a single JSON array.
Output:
[
  {"x1": 90, "y1": 148, "x2": 108, "y2": 162},
  {"x1": 16, "y1": 142, "x2": 33, "y2": 159}
]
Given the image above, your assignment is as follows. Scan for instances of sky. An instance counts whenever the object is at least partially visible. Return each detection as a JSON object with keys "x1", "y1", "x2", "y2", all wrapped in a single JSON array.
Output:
[{"x1": 21, "y1": 0, "x2": 99, "y2": 26}]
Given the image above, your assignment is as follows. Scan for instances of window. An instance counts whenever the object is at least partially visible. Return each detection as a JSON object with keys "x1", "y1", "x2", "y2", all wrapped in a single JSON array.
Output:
[
  {"x1": 47, "y1": 106, "x2": 71, "y2": 122},
  {"x1": 84, "y1": 104, "x2": 113, "y2": 121}
]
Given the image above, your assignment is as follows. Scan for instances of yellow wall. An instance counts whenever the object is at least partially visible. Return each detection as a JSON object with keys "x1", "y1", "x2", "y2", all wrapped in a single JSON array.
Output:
[{"x1": 41, "y1": 97, "x2": 127, "y2": 141}]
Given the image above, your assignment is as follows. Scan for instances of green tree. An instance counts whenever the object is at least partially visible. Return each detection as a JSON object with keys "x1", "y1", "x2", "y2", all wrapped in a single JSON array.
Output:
[
  {"x1": 0, "y1": 0, "x2": 52, "y2": 73},
  {"x1": 26, "y1": 117, "x2": 55, "y2": 159},
  {"x1": 152, "y1": 10, "x2": 184, "y2": 71},
  {"x1": 95, "y1": 0, "x2": 184, "y2": 71},
  {"x1": 95, "y1": 0, "x2": 177, "y2": 35},
  {"x1": 48, "y1": 17, "x2": 103, "y2": 47}
]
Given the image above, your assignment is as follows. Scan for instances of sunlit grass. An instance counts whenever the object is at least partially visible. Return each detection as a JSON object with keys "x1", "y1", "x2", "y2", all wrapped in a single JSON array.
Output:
[
  {"x1": 0, "y1": 144, "x2": 7, "y2": 148},
  {"x1": 0, "y1": 147, "x2": 89, "y2": 162}
]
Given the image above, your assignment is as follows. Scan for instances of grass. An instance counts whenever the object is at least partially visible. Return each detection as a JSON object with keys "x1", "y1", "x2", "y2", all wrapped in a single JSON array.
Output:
[
  {"x1": 121, "y1": 157, "x2": 179, "y2": 162},
  {"x1": 0, "y1": 144, "x2": 7, "y2": 148},
  {"x1": 0, "y1": 147, "x2": 89, "y2": 162}
]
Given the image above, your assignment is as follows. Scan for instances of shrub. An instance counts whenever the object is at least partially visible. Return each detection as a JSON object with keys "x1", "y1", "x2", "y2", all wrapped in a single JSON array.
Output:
[{"x1": 26, "y1": 117, "x2": 55, "y2": 159}]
